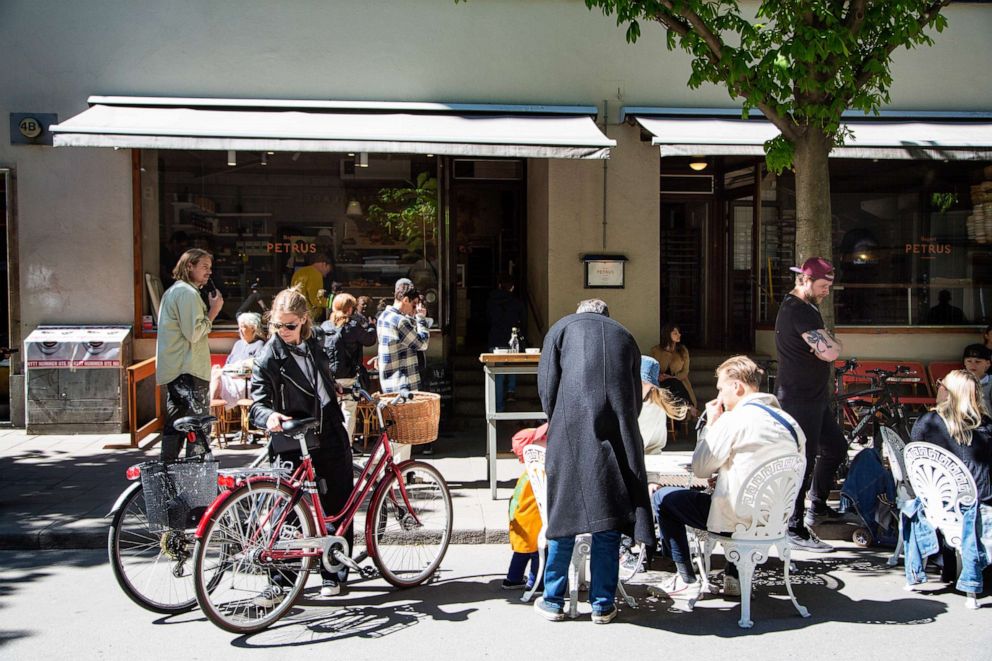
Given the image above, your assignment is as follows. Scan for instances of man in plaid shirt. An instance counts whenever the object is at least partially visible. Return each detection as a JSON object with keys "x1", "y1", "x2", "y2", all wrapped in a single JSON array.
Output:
[{"x1": 377, "y1": 278, "x2": 431, "y2": 460}]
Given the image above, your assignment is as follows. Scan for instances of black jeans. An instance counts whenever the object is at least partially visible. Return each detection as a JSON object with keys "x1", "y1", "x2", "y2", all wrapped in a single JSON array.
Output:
[
  {"x1": 161, "y1": 374, "x2": 210, "y2": 462},
  {"x1": 779, "y1": 397, "x2": 847, "y2": 531},
  {"x1": 271, "y1": 441, "x2": 355, "y2": 582}
]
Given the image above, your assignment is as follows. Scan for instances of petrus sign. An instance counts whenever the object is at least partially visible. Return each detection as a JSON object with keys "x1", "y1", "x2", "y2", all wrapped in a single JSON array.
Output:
[{"x1": 10, "y1": 113, "x2": 58, "y2": 145}]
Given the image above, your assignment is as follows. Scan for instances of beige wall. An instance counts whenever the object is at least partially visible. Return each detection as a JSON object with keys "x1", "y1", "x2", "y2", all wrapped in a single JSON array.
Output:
[{"x1": 542, "y1": 125, "x2": 661, "y2": 350}]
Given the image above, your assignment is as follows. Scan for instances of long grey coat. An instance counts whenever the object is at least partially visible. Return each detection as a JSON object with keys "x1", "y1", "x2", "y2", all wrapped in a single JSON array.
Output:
[{"x1": 537, "y1": 312, "x2": 655, "y2": 545}]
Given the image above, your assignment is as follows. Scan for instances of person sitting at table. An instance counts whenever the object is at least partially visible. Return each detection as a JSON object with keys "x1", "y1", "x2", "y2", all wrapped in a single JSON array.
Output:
[
  {"x1": 650, "y1": 323, "x2": 699, "y2": 418},
  {"x1": 209, "y1": 312, "x2": 266, "y2": 409},
  {"x1": 639, "y1": 356, "x2": 688, "y2": 454},
  {"x1": 650, "y1": 355, "x2": 805, "y2": 602}
]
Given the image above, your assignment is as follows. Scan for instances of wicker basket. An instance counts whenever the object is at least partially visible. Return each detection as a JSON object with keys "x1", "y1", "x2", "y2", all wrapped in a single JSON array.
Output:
[{"x1": 373, "y1": 391, "x2": 441, "y2": 445}]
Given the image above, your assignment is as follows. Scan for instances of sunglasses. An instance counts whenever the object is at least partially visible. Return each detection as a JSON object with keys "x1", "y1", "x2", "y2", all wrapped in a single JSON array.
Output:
[{"x1": 270, "y1": 322, "x2": 300, "y2": 331}]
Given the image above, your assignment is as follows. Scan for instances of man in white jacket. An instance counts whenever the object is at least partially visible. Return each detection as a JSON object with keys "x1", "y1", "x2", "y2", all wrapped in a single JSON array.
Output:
[{"x1": 650, "y1": 355, "x2": 805, "y2": 601}]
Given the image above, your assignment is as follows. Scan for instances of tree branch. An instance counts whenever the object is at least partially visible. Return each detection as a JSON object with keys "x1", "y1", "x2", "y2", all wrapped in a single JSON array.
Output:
[
  {"x1": 844, "y1": 0, "x2": 867, "y2": 37},
  {"x1": 849, "y1": 1, "x2": 948, "y2": 94},
  {"x1": 649, "y1": 1, "x2": 800, "y2": 141}
]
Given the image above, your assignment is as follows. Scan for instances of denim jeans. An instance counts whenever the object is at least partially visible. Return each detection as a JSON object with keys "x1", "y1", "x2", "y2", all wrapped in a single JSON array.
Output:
[
  {"x1": 901, "y1": 498, "x2": 939, "y2": 586},
  {"x1": 653, "y1": 487, "x2": 710, "y2": 581},
  {"x1": 543, "y1": 530, "x2": 620, "y2": 615}
]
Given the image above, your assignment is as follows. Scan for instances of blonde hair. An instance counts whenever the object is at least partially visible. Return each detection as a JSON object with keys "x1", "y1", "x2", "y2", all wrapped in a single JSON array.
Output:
[
  {"x1": 715, "y1": 355, "x2": 763, "y2": 390},
  {"x1": 171, "y1": 248, "x2": 212, "y2": 284},
  {"x1": 645, "y1": 386, "x2": 688, "y2": 420},
  {"x1": 268, "y1": 285, "x2": 313, "y2": 341},
  {"x1": 935, "y1": 369, "x2": 986, "y2": 446},
  {"x1": 331, "y1": 293, "x2": 357, "y2": 327}
]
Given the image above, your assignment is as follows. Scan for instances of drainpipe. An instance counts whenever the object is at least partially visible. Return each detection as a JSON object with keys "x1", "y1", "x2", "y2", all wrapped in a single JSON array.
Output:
[{"x1": 602, "y1": 99, "x2": 608, "y2": 249}]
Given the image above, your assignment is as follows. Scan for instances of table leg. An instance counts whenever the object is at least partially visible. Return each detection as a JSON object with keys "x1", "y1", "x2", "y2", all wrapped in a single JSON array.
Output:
[{"x1": 485, "y1": 366, "x2": 498, "y2": 499}]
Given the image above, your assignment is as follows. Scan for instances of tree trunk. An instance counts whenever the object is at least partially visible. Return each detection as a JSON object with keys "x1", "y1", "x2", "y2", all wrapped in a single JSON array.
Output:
[{"x1": 792, "y1": 129, "x2": 835, "y2": 328}]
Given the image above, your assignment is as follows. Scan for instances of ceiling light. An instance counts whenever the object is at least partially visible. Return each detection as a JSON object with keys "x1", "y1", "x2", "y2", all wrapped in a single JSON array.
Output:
[
  {"x1": 227, "y1": 150, "x2": 237, "y2": 167},
  {"x1": 357, "y1": 152, "x2": 369, "y2": 168},
  {"x1": 345, "y1": 199, "x2": 363, "y2": 217},
  {"x1": 688, "y1": 159, "x2": 707, "y2": 171}
]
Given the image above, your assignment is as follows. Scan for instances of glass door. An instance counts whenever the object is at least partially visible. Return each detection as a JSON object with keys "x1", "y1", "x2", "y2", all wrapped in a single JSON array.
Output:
[{"x1": 1, "y1": 169, "x2": 12, "y2": 423}]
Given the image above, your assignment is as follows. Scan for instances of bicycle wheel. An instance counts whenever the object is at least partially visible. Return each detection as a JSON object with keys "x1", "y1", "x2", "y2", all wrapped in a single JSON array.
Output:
[
  {"x1": 108, "y1": 484, "x2": 198, "y2": 614},
  {"x1": 193, "y1": 481, "x2": 316, "y2": 634},
  {"x1": 367, "y1": 460, "x2": 452, "y2": 588}
]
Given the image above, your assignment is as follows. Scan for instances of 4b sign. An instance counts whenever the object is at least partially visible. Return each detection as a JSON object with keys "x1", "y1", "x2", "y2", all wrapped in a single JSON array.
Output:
[{"x1": 9, "y1": 113, "x2": 57, "y2": 145}]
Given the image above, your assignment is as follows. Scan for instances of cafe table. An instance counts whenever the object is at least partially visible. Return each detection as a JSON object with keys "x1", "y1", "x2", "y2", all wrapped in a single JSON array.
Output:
[{"x1": 479, "y1": 352, "x2": 546, "y2": 499}]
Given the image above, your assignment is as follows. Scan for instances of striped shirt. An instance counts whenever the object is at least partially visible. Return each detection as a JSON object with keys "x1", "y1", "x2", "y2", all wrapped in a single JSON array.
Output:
[{"x1": 376, "y1": 305, "x2": 430, "y2": 393}]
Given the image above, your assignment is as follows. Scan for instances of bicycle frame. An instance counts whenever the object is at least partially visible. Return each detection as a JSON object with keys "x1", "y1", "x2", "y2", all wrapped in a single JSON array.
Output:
[{"x1": 227, "y1": 402, "x2": 424, "y2": 567}]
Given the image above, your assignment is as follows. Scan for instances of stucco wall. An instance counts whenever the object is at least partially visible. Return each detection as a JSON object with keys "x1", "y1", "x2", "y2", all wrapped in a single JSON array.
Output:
[{"x1": 544, "y1": 125, "x2": 661, "y2": 350}]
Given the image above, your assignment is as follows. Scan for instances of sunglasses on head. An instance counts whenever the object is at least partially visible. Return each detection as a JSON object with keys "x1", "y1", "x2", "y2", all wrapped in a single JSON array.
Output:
[{"x1": 271, "y1": 322, "x2": 300, "y2": 331}]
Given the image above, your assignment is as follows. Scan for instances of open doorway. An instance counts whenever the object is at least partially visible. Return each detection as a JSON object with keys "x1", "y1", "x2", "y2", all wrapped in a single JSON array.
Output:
[{"x1": 449, "y1": 160, "x2": 526, "y2": 355}]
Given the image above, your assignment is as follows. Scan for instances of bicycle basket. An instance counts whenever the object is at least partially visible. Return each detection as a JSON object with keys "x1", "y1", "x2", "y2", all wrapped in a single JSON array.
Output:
[
  {"x1": 373, "y1": 391, "x2": 441, "y2": 445},
  {"x1": 140, "y1": 459, "x2": 219, "y2": 533}
]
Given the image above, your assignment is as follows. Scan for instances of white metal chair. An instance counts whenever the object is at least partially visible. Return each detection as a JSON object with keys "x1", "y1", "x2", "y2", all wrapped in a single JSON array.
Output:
[
  {"x1": 519, "y1": 444, "x2": 636, "y2": 617},
  {"x1": 880, "y1": 426, "x2": 914, "y2": 567},
  {"x1": 903, "y1": 442, "x2": 981, "y2": 609},
  {"x1": 689, "y1": 453, "x2": 810, "y2": 628}
]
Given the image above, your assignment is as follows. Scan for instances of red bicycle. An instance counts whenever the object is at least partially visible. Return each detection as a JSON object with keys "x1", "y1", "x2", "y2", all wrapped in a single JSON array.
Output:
[{"x1": 192, "y1": 389, "x2": 452, "y2": 633}]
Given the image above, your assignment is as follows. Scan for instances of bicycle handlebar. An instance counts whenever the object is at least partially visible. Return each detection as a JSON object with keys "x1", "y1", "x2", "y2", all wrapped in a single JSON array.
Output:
[{"x1": 350, "y1": 384, "x2": 412, "y2": 408}]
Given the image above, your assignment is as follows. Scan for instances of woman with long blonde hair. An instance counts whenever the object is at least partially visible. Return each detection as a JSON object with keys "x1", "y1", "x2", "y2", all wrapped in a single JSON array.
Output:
[
  {"x1": 639, "y1": 356, "x2": 688, "y2": 454},
  {"x1": 911, "y1": 369, "x2": 992, "y2": 572},
  {"x1": 320, "y1": 291, "x2": 376, "y2": 443},
  {"x1": 249, "y1": 285, "x2": 353, "y2": 603}
]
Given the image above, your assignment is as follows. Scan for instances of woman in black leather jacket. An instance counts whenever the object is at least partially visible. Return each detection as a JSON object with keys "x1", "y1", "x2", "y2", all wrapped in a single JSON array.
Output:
[{"x1": 249, "y1": 285, "x2": 352, "y2": 602}]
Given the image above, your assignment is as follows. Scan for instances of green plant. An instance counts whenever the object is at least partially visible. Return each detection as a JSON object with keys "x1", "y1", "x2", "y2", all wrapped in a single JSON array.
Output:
[{"x1": 366, "y1": 171, "x2": 438, "y2": 255}]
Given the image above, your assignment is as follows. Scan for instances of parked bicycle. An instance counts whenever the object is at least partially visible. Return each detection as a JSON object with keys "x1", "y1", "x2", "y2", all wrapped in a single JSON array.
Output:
[
  {"x1": 192, "y1": 387, "x2": 453, "y2": 634},
  {"x1": 107, "y1": 415, "x2": 270, "y2": 614},
  {"x1": 832, "y1": 358, "x2": 914, "y2": 450}
]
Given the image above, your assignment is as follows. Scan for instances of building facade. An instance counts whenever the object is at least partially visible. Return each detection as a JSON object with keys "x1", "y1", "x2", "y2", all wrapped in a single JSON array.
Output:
[{"x1": 2, "y1": 0, "x2": 991, "y2": 426}]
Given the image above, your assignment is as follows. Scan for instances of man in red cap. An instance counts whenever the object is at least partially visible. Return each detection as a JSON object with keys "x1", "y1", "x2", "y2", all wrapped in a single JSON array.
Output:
[{"x1": 775, "y1": 257, "x2": 846, "y2": 552}]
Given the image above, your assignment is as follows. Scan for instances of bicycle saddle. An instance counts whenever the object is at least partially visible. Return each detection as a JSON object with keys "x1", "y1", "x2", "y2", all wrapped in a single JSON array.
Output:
[
  {"x1": 174, "y1": 415, "x2": 218, "y2": 432},
  {"x1": 282, "y1": 417, "x2": 318, "y2": 433}
]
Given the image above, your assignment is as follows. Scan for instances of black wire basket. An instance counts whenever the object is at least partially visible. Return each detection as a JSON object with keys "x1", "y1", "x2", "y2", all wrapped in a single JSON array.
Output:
[{"x1": 140, "y1": 459, "x2": 219, "y2": 533}]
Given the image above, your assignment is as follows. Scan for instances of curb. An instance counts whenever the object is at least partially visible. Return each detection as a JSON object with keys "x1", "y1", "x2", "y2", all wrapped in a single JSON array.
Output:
[{"x1": 0, "y1": 528, "x2": 510, "y2": 551}]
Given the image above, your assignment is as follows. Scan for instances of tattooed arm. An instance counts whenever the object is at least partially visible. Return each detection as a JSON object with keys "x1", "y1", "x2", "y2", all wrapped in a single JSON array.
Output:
[{"x1": 802, "y1": 328, "x2": 842, "y2": 362}]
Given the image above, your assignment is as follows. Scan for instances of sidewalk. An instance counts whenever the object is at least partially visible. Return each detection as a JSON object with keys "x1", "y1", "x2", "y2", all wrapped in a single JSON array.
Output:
[{"x1": 0, "y1": 427, "x2": 544, "y2": 550}]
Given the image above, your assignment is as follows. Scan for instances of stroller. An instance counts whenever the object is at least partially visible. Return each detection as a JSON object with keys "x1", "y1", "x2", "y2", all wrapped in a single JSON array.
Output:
[{"x1": 840, "y1": 426, "x2": 912, "y2": 553}]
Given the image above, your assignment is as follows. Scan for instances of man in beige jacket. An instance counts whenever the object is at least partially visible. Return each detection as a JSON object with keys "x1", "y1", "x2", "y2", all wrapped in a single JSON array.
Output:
[{"x1": 650, "y1": 355, "x2": 805, "y2": 601}]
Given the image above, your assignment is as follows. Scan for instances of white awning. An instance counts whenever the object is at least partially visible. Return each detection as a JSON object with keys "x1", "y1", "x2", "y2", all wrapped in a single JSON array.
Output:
[
  {"x1": 50, "y1": 97, "x2": 615, "y2": 159},
  {"x1": 632, "y1": 116, "x2": 992, "y2": 160}
]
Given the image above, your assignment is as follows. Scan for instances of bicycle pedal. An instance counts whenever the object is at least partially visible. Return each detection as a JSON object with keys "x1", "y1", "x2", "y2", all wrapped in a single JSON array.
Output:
[{"x1": 360, "y1": 566, "x2": 379, "y2": 579}]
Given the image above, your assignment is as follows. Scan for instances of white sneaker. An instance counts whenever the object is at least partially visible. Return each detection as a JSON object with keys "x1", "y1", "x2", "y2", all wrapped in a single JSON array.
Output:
[
  {"x1": 723, "y1": 576, "x2": 741, "y2": 597},
  {"x1": 320, "y1": 579, "x2": 342, "y2": 597},
  {"x1": 254, "y1": 585, "x2": 285, "y2": 609},
  {"x1": 656, "y1": 575, "x2": 702, "y2": 602}
]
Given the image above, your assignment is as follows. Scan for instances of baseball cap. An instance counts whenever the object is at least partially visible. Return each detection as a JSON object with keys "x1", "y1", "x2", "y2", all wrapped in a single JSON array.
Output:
[
  {"x1": 962, "y1": 343, "x2": 991, "y2": 361},
  {"x1": 790, "y1": 257, "x2": 835, "y2": 282},
  {"x1": 640, "y1": 356, "x2": 661, "y2": 387}
]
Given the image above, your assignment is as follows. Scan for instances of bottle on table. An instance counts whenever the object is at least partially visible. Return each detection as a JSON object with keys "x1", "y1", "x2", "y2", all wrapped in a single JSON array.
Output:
[{"x1": 508, "y1": 327, "x2": 520, "y2": 353}]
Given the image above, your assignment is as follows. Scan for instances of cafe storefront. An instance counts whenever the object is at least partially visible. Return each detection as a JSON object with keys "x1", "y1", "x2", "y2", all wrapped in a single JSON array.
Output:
[
  {"x1": 50, "y1": 97, "x2": 615, "y2": 361},
  {"x1": 624, "y1": 108, "x2": 992, "y2": 359}
]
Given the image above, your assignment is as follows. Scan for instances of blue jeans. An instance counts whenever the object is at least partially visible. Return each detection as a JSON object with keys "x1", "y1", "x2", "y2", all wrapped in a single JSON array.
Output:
[{"x1": 543, "y1": 530, "x2": 620, "y2": 615}]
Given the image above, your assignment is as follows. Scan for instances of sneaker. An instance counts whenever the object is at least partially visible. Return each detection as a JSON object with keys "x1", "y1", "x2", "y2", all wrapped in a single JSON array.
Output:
[
  {"x1": 788, "y1": 529, "x2": 835, "y2": 553},
  {"x1": 655, "y1": 574, "x2": 702, "y2": 601},
  {"x1": 804, "y1": 503, "x2": 856, "y2": 528},
  {"x1": 534, "y1": 597, "x2": 565, "y2": 621},
  {"x1": 254, "y1": 585, "x2": 285, "y2": 609},
  {"x1": 501, "y1": 578, "x2": 528, "y2": 590},
  {"x1": 723, "y1": 575, "x2": 741, "y2": 597},
  {"x1": 592, "y1": 606, "x2": 618, "y2": 624},
  {"x1": 320, "y1": 579, "x2": 341, "y2": 597}
]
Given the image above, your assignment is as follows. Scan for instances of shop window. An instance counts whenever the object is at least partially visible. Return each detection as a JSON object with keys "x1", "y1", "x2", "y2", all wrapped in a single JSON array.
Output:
[
  {"x1": 758, "y1": 160, "x2": 992, "y2": 327},
  {"x1": 139, "y1": 150, "x2": 440, "y2": 332}
]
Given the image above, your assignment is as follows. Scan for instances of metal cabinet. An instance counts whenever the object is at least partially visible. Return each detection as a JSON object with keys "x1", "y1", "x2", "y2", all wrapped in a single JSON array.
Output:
[{"x1": 24, "y1": 326, "x2": 132, "y2": 434}]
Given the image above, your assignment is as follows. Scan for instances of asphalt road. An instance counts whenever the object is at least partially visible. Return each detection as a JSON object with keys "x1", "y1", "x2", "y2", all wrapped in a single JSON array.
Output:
[{"x1": 1, "y1": 545, "x2": 989, "y2": 660}]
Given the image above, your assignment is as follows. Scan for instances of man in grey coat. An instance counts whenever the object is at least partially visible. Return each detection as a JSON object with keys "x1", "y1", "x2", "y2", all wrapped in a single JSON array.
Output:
[{"x1": 535, "y1": 299, "x2": 654, "y2": 624}]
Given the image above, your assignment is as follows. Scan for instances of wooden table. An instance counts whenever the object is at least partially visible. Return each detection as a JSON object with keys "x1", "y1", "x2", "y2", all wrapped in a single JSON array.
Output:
[{"x1": 480, "y1": 352, "x2": 546, "y2": 499}]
